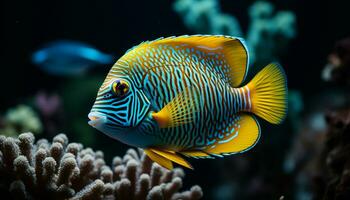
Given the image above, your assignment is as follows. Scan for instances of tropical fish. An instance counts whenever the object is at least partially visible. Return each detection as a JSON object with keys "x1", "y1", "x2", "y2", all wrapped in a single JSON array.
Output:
[
  {"x1": 88, "y1": 35, "x2": 288, "y2": 170},
  {"x1": 31, "y1": 40, "x2": 113, "y2": 76}
]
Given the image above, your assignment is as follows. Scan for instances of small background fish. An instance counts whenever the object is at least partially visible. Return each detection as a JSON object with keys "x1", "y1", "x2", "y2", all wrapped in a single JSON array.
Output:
[{"x1": 31, "y1": 40, "x2": 114, "y2": 76}]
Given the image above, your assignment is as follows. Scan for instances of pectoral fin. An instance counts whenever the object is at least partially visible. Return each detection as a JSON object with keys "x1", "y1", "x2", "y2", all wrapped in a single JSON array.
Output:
[{"x1": 152, "y1": 87, "x2": 200, "y2": 128}]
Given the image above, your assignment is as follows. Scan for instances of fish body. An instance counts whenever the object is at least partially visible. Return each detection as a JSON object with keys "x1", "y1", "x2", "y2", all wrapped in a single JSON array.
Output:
[
  {"x1": 89, "y1": 35, "x2": 288, "y2": 169},
  {"x1": 32, "y1": 40, "x2": 113, "y2": 76}
]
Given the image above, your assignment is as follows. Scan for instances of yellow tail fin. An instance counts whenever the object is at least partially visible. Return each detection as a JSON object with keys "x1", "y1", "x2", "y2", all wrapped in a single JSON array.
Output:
[{"x1": 247, "y1": 63, "x2": 288, "y2": 124}]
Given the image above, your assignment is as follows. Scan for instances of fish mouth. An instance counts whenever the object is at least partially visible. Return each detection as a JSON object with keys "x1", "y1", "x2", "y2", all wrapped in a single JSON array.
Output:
[{"x1": 88, "y1": 112, "x2": 107, "y2": 127}]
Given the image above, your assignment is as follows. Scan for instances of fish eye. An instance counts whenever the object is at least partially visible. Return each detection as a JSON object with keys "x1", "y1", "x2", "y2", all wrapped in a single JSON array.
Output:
[{"x1": 112, "y1": 79, "x2": 130, "y2": 97}]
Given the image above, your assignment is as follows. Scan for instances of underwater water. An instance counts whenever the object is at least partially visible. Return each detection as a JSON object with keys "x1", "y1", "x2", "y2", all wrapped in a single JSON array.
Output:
[{"x1": 1, "y1": 0, "x2": 350, "y2": 199}]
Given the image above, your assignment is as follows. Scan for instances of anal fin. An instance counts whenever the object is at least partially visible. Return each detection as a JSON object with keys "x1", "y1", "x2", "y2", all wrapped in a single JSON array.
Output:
[
  {"x1": 204, "y1": 114, "x2": 261, "y2": 156},
  {"x1": 180, "y1": 150, "x2": 213, "y2": 159}
]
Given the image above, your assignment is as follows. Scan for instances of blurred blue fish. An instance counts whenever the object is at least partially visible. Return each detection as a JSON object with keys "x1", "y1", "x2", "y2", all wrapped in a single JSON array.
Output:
[{"x1": 31, "y1": 40, "x2": 114, "y2": 76}]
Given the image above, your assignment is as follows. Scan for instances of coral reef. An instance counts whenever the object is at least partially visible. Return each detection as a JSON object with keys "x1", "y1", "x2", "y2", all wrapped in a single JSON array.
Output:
[
  {"x1": 284, "y1": 37, "x2": 350, "y2": 199},
  {"x1": 173, "y1": 0, "x2": 296, "y2": 65},
  {"x1": 246, "y1": 1, "x2": 296, "y2": 66},
  {"x1": 0, "y1": 105, "x2": 42, "y2": 137},
  {"x1": 0, "y1": 133, "x2": 203, "y2": 199},
  {"x1": 312, "y1": 108, "x2": 350, "y2": 200},
  {"x1": 322, "y1": 37, "x2": 350, "y2": 86}
]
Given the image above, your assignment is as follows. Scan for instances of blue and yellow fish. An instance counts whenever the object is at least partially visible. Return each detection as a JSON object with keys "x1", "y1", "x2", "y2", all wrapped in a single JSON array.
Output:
[{"x1": 88, "y1": 35, "x2": 287, "y2": 170}]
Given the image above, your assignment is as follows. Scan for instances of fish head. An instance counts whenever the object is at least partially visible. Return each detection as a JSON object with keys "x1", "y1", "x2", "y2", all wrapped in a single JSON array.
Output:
[{"x1": 88, "y1": 76, "x2": 151, "y2": 136}]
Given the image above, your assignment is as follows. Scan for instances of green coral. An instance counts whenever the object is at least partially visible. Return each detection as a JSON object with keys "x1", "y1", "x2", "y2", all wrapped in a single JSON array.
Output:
[
  {"x1": 173, "y1": 0, "x2": 296, "y2": 66},
  {"x1": 0, "y1": 105, "x2": 42, "y2": 137}
]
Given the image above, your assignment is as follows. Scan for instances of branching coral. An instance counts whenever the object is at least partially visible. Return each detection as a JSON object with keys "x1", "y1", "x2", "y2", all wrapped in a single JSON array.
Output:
[
  {"x1": 173, "y1": 0, "x2": 296, "y2": 65},
  {"x1": 0, "y1": 133, "x2": 203, "y2": 199},
  {"x1": 173, "y1": 0, "x2": 242, "y2": 36}
]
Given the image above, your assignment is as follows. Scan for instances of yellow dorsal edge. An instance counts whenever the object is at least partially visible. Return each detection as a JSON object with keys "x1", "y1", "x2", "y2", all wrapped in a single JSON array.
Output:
[{"x1": 131, "y1": 35, "x2": 250, "y2": 87}]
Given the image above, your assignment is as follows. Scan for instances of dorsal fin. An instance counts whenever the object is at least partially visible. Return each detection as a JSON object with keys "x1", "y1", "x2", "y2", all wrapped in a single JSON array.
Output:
[{"x1": 128, "y1": 35, "x2": 250, "y2": 87}]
